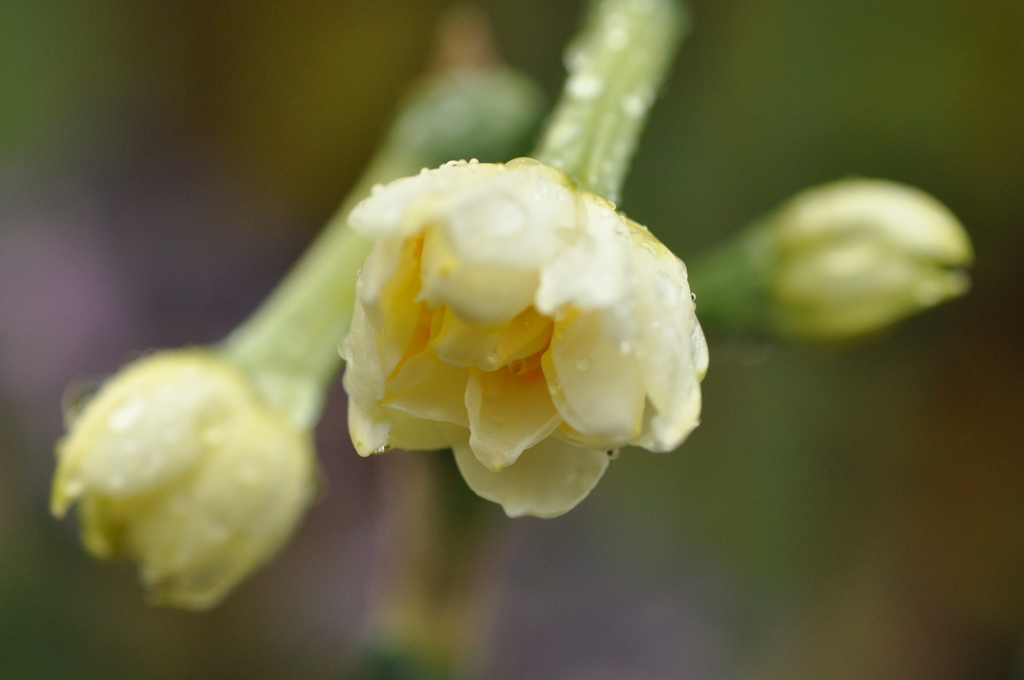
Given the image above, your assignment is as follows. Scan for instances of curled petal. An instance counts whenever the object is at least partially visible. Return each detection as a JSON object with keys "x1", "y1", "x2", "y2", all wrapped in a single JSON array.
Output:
[
  {"x1": 382, "y1": 348, "x2": 470, "y2": 428},
  {"x1": 420, "y1": 227, "x2": 538, "y2": 324},
  {"x1": 542, "y1": 309, "x2": 645, "y2": 446},
  {"x1": 466, "y1": 365, "x2": 561, "y2": 470},
  {"x1": 627, "y1": 222, "x2": 704, "y2": 451},
  {"x1": 453, "y1": 438, "x2": 609, "y2": 518}
]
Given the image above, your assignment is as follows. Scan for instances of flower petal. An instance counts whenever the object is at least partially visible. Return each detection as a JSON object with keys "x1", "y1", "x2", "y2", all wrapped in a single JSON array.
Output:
[
  {"x1": 542, "y1": 309, "x2": 645, "y2": 445},
  {"x1": 431, "y1": 305, "x2": 553, "y2": 371},
  {"x1": 435, "y1": 160, "x2": 574, "y2": 270},
  {"x1": 382, "y1": 348, "x2": 470, "y2": 427},
  {"x1": 347, "y1": 396, "x2": 468, "y2": 455},
  {"x1": 419, "y1": 227, "x2": 537, "y2": 324},
  {"x1": 465, "y1": 365, "x2": 561, "y2": 470},
  {"x1": 430, "y1": 307, "x2": 505, "y2": 369},
  {"x1": 121, "y1": 407, "x2": 315, "y2": 609},
  {"x1": 453, "y1": 437, "x2": 609, "y2": 518},
  {"x1": 627, "y1": 221, "x2": 704, "y2": 452},
  {"x1": 535, "y1": 195, "x2": 632, "y2": 317}
]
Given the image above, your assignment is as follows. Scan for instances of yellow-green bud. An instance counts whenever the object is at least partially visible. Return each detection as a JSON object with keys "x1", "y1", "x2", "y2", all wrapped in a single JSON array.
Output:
[
  {"x1": 768, "y1": 179, "x2": 973, "y2": 339},
  {"x1": 691, "y1": 179, "x2": 973, "y2": 340},
  {"x1": 52, "y1": 349, "x2": 316, "y2": 610}
]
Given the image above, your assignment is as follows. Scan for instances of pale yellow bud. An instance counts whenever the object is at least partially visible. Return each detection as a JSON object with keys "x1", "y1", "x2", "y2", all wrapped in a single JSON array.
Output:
[
  {"x1": 767, "y1": 179, "x2": 973, "y2": 339},
  {"x1": 341, "y1": 158, "x2": 707, "y2": 518},
  {"x1": 52, "y1": 349, "x2": 317, "y2": 609}
]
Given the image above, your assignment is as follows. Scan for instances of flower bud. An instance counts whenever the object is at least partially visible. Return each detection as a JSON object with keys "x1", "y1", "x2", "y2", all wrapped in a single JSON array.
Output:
[
  {"x1": 766, "y1": 179, "x2": 973, "y2": 339},
  {"x1": 341, "y1": 158, "x2": 707, "y2": 518},
  {"x1": 52, "y1": 349, "x2": 316, "y2": 609}
]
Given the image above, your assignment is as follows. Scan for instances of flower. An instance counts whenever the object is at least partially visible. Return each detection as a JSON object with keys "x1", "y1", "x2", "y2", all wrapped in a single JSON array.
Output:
[
  {"x1": 766, "y1": 179, "x2": 973, "y2": 339},
  {"x1": 341, "y1": 158, "x2": 707, "y2": 518},
  {"x1": 51, "y1": 349, "x2": 317, "y2": 609}
]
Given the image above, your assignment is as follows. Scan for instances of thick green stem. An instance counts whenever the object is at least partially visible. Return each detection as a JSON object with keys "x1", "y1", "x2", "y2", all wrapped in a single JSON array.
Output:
[
  {"x1": 687, "y1": 225, "x2": 774, "y2": 338},
  {"x1": 221, "y1": 150, "x2": 416, "y2": 429},
  {"x1": 534, "y1": 0, "x2": 687, "y2": 203}
]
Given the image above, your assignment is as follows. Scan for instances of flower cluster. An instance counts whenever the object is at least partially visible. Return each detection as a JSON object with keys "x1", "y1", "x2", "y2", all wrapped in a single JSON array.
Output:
[{"x1": 342, "y1": 158, "x2": 707, "y2": 517}]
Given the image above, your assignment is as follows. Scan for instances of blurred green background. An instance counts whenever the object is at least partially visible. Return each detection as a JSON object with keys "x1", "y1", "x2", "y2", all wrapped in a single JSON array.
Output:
[{"x1": 1, "y1": 1, "x2": 1022, "y2": 678}]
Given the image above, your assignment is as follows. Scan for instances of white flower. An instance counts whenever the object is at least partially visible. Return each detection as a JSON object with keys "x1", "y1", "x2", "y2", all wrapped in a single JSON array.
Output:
[
  {"x1": 341, "y1": 158, "x2": 707, "y2": 518},
  {"x1": 766, "y1": 179, "x2": 973, "y2": 338},
  {"x1": 51, "y1": 349, "x2": 317, "y2": 609}
]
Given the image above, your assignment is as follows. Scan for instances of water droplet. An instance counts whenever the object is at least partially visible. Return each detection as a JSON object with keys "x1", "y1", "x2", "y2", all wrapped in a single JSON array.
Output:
[
  {"x1": 606, "y1": 26, "x2": 628, "y2": 51},
  {"x1": 63, "y1": 479, "x2": 85, "y2": 497},
  {"x1": 622, "y1": 94, "x2": 645, "y2": 118},
  {"x1": 568, "y1": 74, "x2": 603, "y2": 99},
  {"x1": 508, "y1": 358, "x2": 528, "y2": 375},
  {"x1": 690, "y1": 292, "x2": 697, "y2": 302},
  {"x1": 607, "y1": 449, "x2": 621, "y2": 460},
  {"x1": 374, "y1": 445, "x2": 392, "y2": 454},
  {"x1": 420, "y1": 167, "x2": 430, "y2": 175},
  {"x1": 576, "y1": 357, "x2": 591, "y2": 371},
  {"x1": 468, "y1": 158, "x2": 479, "y2": 165}
]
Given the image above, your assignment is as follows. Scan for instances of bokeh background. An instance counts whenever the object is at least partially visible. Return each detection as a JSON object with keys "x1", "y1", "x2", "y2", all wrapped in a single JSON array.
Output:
[{"x1": 2, "y1": 0, "x2": 1022, "y2": 678}]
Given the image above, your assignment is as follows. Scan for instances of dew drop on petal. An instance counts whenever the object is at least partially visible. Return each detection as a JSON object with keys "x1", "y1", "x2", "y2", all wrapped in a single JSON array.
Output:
[
  {"x1": 63, "y1": 479, "x2": 85, "y2": 498},
  {"x1": 622, "y1": 95, "x2": 645, "y2": 118},
  {"x1": 108, "y1": 397, "x2": 145, "y2": 433}
]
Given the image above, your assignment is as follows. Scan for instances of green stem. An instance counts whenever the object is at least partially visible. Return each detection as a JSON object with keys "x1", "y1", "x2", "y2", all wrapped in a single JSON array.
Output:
[
  {"x1": 221, "y1": 149, "x2": 417, "y2": 429},
  {"x1": 687, "y1": 225, "x2": 775, "y2": 338},
  {"x1": 534, "y1": 0, "x2": 688, "y2": 203}
]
